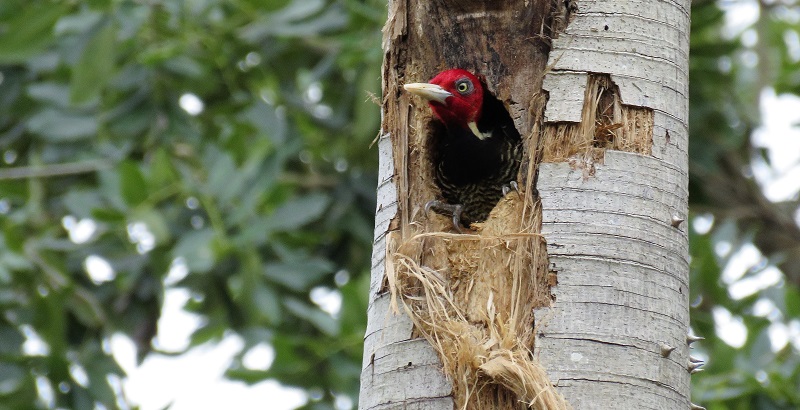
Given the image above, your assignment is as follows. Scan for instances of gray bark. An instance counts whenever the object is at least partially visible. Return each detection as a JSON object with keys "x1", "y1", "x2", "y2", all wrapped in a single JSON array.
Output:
[
  {"x1": 535, "y1": 0, "x2": 692, "y2": 408},
  {"x1": 360, "y1": 131, "x2": 455, "y2": 409},
  {"x1": 360, "y1": 0, "x2": 691, "y2": 408}
]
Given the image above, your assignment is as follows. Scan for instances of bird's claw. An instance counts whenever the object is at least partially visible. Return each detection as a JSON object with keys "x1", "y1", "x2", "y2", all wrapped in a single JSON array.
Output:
[
  {"x1": 502, "y1": 181, "x2": 520, "y2": 196},
  {"x1": 451, "y1": 204, "x2": 464, "y2": 234},
  {"x1": 424, "y1": 199, "x2": 436, "y2": 216},
  {"x1": 424, "y1": 199, "x2": 465, "y2": 233}
]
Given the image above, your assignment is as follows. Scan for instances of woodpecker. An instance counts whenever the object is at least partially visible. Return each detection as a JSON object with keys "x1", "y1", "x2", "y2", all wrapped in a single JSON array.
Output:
[{"x1": 404, "y1": 69, "x2": 521, "y2": 231}]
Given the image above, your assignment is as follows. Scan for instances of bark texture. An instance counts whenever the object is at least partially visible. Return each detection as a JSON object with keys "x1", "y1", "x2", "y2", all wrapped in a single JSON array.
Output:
[
  {"x1": 534, "y1": 0, "x2": 692, "y2": 408},
  {"x1": 361, "y1": 1, "x2": 564, "y2": 409},
  {"x1": 361, "y1": 0, "x2": 691, "y2": 409}
]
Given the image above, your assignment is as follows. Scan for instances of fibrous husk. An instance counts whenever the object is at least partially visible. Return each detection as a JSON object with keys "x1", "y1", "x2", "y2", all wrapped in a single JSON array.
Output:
[{"x1": 386, "y1": 138, "x2": 570, "y2": 409}]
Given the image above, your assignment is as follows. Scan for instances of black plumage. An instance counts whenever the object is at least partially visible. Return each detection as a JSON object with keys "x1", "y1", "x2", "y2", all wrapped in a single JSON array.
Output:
[
  {"x1": 429, "y1": 88, "x2": 522, "y2": 227},
  {"x1": 405, "y1": 69, "x2": 523, "y2": 231}
]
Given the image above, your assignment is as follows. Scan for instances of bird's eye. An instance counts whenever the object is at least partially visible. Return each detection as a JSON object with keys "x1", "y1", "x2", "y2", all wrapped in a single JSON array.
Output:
[{"x1": 456, "y1": 79, "x2": 472, "y2": 94}]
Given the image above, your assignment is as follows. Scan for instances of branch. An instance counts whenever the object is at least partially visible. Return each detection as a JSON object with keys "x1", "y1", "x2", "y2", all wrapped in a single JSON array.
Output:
[
  {"x1": 693, "y1": 152, "x2": 800, "y2": 286},
  {"x1": 0, "y1": 160, "x2": 113, "y2": 180}
]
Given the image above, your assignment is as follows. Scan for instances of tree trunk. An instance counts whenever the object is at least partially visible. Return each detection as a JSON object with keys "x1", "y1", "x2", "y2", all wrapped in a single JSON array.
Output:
[{"x1": 360, "y1": 1, "x2": 692, "y2": 409}]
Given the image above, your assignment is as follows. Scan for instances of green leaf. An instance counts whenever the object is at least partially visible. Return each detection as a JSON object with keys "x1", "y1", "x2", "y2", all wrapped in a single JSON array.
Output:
[
  {"x1": 0, "y1": 3, "x2": 68, "y2": 63},
  {"x1": 27, "y1": 108, "x2": 97, "y2": 141},
  {"x1": 699, "y1": 382, "x2": 752, "y2": 401},
  {"x1": 107, "y1": 100, "x2": 154, "y2": 137},
  {"x1": 785, "y1": 285, "x2": 800, "y2": 318},
  {"x1": 225, "y1": 368, "x2": 270, "y2": 384},
  {"x1": 0, "y1": 362, "x2": 25, "y2": 395},
  {"x1": 85, "y1": 361, "x2": 117, "y2": 405},
  {"x1": 0, "y1": 325, "x2": 24, "y2": 355},
  {"x1": 206, "y1": 152, "x2": 240, "y2": 203},
  {"x1": 71, "y1": 21, "x2": 117, "y2": 104},
  {"x1": 90, "y1": 207, "x2": 126, "y2": 223},
  {"x1": 239, "y1": 0, "x2": 348, "y2": 40},
  {"x1": 173, "y1": 228, "x2": 216, "y2": 273},
  {"x1": 264, "y1": 193, "x2": 331, "y2": 232},
  {"x1": 270, "y1": 0, "x2": 326, "y2": 22},
  {"x1": 251, "y1": 282, "x2": 281, "y2": 324},
  {"x1": 338, "y1": 274, "x2": 369, "y2": 333},
  {"x1": 284, "y1": 298, "x2": 339, "y2": 336},
  {"x1": 267, "y1": 336, "x2": 308, "y2": 380},
  {"x1": 352, "y1": 65, "x2": 381, "y2": 138},
  {"x1": 130, "y1": 208, "x2": 171, "y2": 247},
  {"x1": 749, "y1": 329, "x2": 775, "y2": 370},
  {"x1": 118, "y1": 161, "x2": 148, "y2": 207},
  {"x1": 163, "y1": 55, "x2": 205, "y2": 78},
  {"x1": 63, "y1": 190, "x2": 103, "y2": 219},
  {"x1": 189, "y1": 321, "x2": 225, "y2": 346},
  {"x1": 69, "y1": 288, "x2": 106, "y2": 327},
  {"x1": 240, "y1": 101, "x2": 287, "y2": 143},
  {"x1": 27, "y1": 82, "x2": 72, "y2": 107},
  {"x1": 149, "y1": 148, "x2": 178, "y2": 190},
  {"x1": 264, "y1": 258, "x2": 333, "y2": 291},
  {"x1": 54, "y1": 10, "x2": 103, "y2": 34},
  {"x1": 2, "y1": 223, "x2": 26, "y2": 254}
]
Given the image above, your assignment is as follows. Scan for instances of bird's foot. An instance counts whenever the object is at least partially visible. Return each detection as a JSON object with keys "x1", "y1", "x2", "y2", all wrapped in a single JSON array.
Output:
[
  {"x1": 502, "y1": 181, "x2": 520, "y2": 196},
  {"x1": 424, "y1": 199, "x2": 465, "y2": 233}
]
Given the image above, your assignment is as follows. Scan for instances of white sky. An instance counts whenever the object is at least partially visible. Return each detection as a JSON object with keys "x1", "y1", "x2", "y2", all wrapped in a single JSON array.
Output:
[
  {"x1": 112, "y1": 270, "x2": 311, "y2": 410},
  {"x1": 113, "y1": 327, "x2": 307, "y2": 410}
]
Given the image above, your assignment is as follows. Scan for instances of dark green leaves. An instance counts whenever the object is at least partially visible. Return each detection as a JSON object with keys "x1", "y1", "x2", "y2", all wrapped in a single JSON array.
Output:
[
  {"x1": 266, "y1": 193, "x2": 331, "y2": 232},
  {"x1": 118, "y1": 161, "x2": 148, "y2": 207},
  {"x1": 265, "y1": 257, "x2": 334, "y2": 291},
  {"x1": 239, "y1": 0, "x2": 349, "y2": 41},
  {"x1": 0, "y1": 3, "x2": 69, "y2": 63},
  {"x1": 0, "y1": 362, "x2": 26, "y2": 395},
  {"x1": 27, "y1": 109, "x2": 97, "y2": 141},
  {"x1": 71, "y1": 21, "x2": 117, "y2": 104},
  {"x1": 1, "y1": 0, "x2": 383, "y2": 406},
  {"x1": 173, "y1": 229, "x2": 217, "y2": 273},
  {"x1": 285, "y1": 298, "x2": 339, "y2": 336}
]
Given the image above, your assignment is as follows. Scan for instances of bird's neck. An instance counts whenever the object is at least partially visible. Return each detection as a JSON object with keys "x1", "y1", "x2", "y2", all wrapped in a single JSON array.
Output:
[{"x1": 440, "y1": 119, "x2": 491, "y2": 141}]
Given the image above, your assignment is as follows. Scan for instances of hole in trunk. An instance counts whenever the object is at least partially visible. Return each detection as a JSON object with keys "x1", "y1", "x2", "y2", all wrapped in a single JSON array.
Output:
[{"x1": 423, "y1": 79, "x2": 522, "y2": 230}]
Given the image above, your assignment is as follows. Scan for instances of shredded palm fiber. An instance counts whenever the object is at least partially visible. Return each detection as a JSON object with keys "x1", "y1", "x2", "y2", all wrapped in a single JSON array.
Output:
[{"x1": 386, "y1": 119, "x2": 571, "y2": 409}]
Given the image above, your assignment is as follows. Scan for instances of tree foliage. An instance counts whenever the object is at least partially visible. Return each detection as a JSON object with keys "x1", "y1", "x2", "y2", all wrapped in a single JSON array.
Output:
[
  {"x1": 0, "y1": 0, "x2": 798, "y2": 409},
  {"x1": 0, "y1": 0, "x2": 381, "y2": 408},
  {"x1": 688, "y1": 1, "x2": 800, "y2": 408}
]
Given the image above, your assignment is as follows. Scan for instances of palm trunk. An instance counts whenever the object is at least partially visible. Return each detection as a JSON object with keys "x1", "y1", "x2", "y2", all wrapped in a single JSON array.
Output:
[{"x1": 360, "y1": 1, "x2": 693, "y2": 409}]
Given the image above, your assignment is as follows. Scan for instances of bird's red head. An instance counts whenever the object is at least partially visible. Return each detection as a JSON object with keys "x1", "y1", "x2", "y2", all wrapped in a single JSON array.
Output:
[{"x1": 404, "y1": 69, "x2": 484, "y2": 130}]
